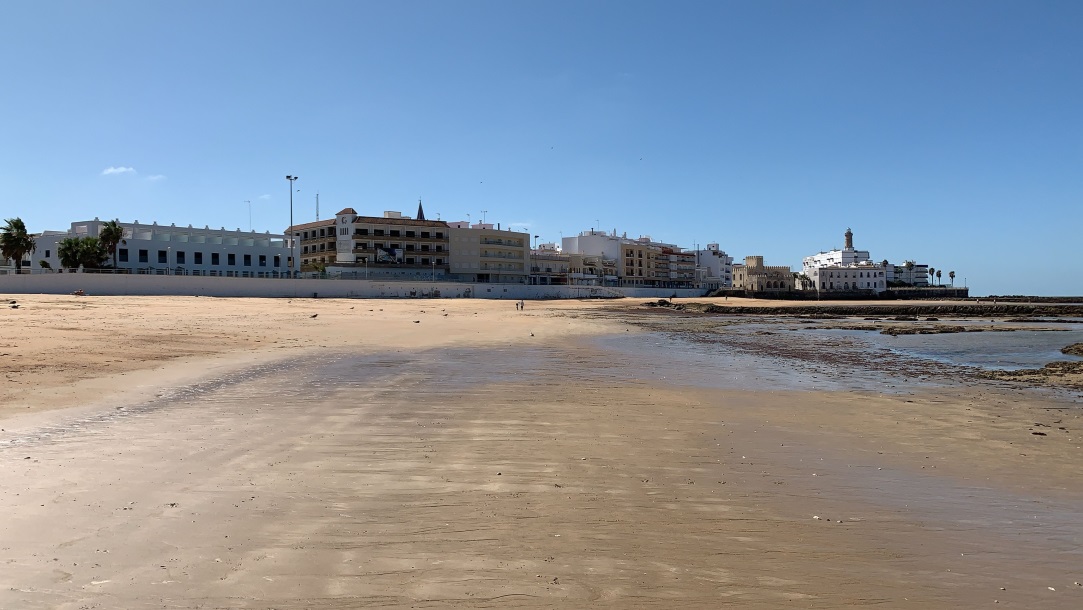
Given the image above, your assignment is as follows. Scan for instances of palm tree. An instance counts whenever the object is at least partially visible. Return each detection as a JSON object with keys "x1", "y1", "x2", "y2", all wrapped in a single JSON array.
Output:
[
  {"x1": 904, "y1": 260, "x2": 915, "y2": 286},
  {"x1": 58, "y1": 237, "x2": 108, "y2": 271},
  {"x1": 98, "y1": 219, "x2": 124, "y2": 269},
  {"x1": 928, "y1": 267, "x2": 935, "y2": 286},
  {"x1": 880, "y1": 259, "x2": 889, "y2": 268},
  {"x1": 936, "y1": 269, "x2": 942, "y2": 286},
  {"x1": 1, "y1": 217, "x2": 36, "y2": 273},
  {"x1": 949, "y1": 271, "x2": 955, "y2": 286},
  {"x1": 57, "y1": 237, "x2": 83, "y2": 270},
  {"x1": 81, "y1": 237, "x2": 108, "y2": 269}
]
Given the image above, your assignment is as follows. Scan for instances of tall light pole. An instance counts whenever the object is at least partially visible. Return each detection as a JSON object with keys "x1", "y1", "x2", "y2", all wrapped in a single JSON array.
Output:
[
  {"x1": 286, "y1": 175, "x2": 298, "y2": 275},
  {"x1": 533, "y1": 234, "x2": 539, "y2": 285},
  {"x1": 245, "y1": 200, "x2": 252, "y2": 231},
  {"x1": 481, "y1": 210, "x2": 488, "y2": 224}
]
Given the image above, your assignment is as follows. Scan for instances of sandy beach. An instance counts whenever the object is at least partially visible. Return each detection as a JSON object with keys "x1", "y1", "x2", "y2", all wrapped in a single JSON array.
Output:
[{"x1": 2, "y1": 294, "x2": 1082, "y2": 608}]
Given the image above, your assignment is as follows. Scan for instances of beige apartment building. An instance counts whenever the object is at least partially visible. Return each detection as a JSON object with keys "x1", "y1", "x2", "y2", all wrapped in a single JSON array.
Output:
[
  {"x1": 448, "y1": 222, "x2": 530, "y2": 283},
  {"x1": 290, "y1": 218, "x2": 336, "y2": 271},
  {"x1": 561, "y1": 230, "x2": 696, "y2": 288}
]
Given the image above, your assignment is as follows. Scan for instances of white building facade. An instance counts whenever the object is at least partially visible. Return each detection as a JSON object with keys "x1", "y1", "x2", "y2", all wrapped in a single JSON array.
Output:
[
  {"x1": 693, "y1": 244, "x2": 733, "y2": 290},
  {"x1": 801, "y1": 228, "x2": 887, "y2": 293},
  {"x1": 30, "y1": 219, "x2": 296, "y2": 277}
]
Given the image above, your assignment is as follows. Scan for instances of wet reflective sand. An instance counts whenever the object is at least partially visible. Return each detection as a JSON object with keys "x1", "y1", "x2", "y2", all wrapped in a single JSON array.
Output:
[{"x1": 3, "y1": 330, "x2": 1082, "y2": 608}]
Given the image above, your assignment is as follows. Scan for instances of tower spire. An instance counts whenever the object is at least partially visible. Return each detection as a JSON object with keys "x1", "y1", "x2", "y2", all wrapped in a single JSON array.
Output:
[{"x1": 416, "y1": 198, "x2": 426, "y2": 221}]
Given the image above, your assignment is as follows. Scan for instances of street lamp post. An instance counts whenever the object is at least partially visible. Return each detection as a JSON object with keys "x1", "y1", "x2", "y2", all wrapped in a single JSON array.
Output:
[
  {"x1": 286, "y1": 175, "x2": 298, "y2": 276},
  {"x1": 533, "y1": 235, "x2": 539, "y2": 285}
]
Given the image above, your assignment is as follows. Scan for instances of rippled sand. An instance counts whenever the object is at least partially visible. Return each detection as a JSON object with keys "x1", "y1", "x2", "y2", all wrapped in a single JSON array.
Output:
[{"x1": 2, "y1": 295, "x2": 1082, "y2": 608}]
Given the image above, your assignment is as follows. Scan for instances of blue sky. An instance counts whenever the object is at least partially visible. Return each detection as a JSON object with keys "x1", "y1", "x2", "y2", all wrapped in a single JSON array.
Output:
[{"x1": 2, "y1": 0, "x2": 1080, "y2": 295}]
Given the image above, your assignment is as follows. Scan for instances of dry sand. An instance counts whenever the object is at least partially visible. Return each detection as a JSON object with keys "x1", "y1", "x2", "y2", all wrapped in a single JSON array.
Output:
[{"x1": 2, "y1": 294, "x2": 1082, "y2": 608}]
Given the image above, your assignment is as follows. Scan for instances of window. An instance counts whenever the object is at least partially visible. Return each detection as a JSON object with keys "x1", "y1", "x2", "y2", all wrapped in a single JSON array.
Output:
[
  {"x1": 405, "y1": 230, "x2": 415, "y2": 237},
  {"x1": 435, "y1": 245, "x2": 443, "y2": 252},
  {"x1": 176, "y1": 251, "x2": 186, "y2": 264},
  {"x1": 212, "y1": 252, "x2": 220, "y2": 265},
  {"x1": 303, "y1": 231, "x2": 309, "y2": 239},
  {"x1": 259, "y1": 255, "x2": 267, "y2": 267},
  {"x1": 227, "y1": 253, "x2": 236, "y2": 266},
  {"x1": 374, "y1": 229, "x2": 384, "y2": 236},
  {"x1": 422, "y1": 257, "x2": 430, "y2": 265},
  {"x1": 358, "y1": 228, "x2": 368, "y2": 235},
  {"x1": 421, "y1": 244, "x2": 430, "y2": 252},
  {"x1": 435, "y1": 232, "x2": 444, "y2": 238},
  {"x1": 340, "y1": 228, "x2": 348, "y2": 235},
  {"x1": 243, "y1": 254, "x2": 252, "y2": 267},
  {"x1": 390, "y1": 243, "x2": 401, "y2": 249},
  {"x1": 390, "y1": 230, "x2": 400, "y2": 237},
  {"x1": 273, "y1": 255, "x2": 281, "y2": 268},
  {"x1": 194, "y1": 252, "x2": 203, "y2": 265},
  {"x1": 319, "y1": 229, "x2": 325, "y2": 237},
  {"x1": 421, "y1": 231, "x2": 430, "y2": 238},
  {"x1": 436, "y1": 258, "x2": 443, "y2": 265},
  {"x1": 406, "y1": 257, "x2": 416, "y2": 264},
  {"x1": 158, "y1": 250, "x2": 167, "y2": 264},
  {"x1": 119, "y1": 248, "x2": 129, "y2": 263},
  {"x1": 405, "y1": 244, "x2": 415, "y2": 251},
  {"x1": 45, "y1": 249, "x2": 51, "y2": 258}
]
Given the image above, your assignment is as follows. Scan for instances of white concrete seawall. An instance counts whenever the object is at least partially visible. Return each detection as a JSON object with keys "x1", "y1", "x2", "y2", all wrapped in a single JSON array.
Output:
[{"x1": 0, "y1": 274, "x2": 706, "y2": 300}]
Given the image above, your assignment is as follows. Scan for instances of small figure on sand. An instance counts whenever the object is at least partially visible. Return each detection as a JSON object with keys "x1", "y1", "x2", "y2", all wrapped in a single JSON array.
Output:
[
  {"x1": 515, "y1": 301, "x2": 520, "y2": 311},
  {"x1": 519, "y1": 300, "x2": 525, "y2": 311}
]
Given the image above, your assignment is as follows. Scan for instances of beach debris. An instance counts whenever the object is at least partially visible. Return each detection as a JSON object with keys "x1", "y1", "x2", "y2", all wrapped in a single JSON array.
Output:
[
  {"x1": 71, "y1": 289, "x2": 85, "y2": 296},
  {"x1": 413, "y1": 320, "x2": 420, "y2": 323},
  {"x1": 309, "y1": 314, "x2": 318, "y2": 318},
  {"x1": 1048, "y1": 587, "x2": 1055, "y2": 591},
  {"x1": 9, "y1": 304, "x2": 17, "y2": 309}
]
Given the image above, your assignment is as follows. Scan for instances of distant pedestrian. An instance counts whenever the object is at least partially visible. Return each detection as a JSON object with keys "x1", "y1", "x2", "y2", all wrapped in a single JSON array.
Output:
[
  {"x1": 520, "y1": 300, "x2": 525, "y2": 311},
  {"x1": 515, "y1": 301, "x2": 519, "y2": 311}
]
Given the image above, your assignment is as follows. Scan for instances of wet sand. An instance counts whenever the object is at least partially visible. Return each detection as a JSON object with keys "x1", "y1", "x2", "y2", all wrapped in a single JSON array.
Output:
[{"x1": 2, "y1": 295, "x2": 1082, "y2": 608}]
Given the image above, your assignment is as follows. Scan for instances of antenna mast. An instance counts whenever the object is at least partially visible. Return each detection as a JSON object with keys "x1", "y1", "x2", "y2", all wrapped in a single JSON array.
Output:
[{"x1": 316, "y1": 192, "x2": 320, "y2": 221}]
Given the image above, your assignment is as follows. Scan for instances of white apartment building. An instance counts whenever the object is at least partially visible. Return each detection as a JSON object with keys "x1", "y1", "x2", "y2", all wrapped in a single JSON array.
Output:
[
  {"x1": 801, "y1": 228, "x2": 887, "y2": 293},
  {"x1": 692, "y1": 244, "x2": 733, "y2": 289},
  {"x1": 30, "y1": 219, "x2": 296, "y2": 277}
]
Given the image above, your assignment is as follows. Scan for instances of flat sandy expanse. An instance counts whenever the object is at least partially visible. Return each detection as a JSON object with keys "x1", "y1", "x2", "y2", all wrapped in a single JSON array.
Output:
[{"x1": 2, "y1": 294, "x2": 1082, "y2": 608}]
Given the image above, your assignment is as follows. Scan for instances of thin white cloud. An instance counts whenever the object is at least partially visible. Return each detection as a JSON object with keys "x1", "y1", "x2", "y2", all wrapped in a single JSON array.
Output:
[
  {"x1": 101, "y1": 166, "x2": 136, "y2": 176},
  {"x1": 146, "y1": 174, "x2": 167, "y2": 181},
  {"x1": 258, "y1": 194, "x2": 271, "y2": 200}
]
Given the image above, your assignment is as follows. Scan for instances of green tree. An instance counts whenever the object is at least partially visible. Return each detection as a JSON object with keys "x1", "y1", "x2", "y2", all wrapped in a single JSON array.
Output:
[
  {"x1": 949, "y1": 271, "x2": 955, "y2": 286},
  {"x1": 936, "y1": 269, "x2": 942, "y2": 285},
  {"x1": 98, "y1": 219, "x2": 124, "y2": 268},
  {"x1": 57, "y1": 237, "x2": 83, "y2": 270},
  {"x1": 57, "y1": 237, "x2": 107, "y2": 270},
  {"x1": 904, "y1": 260, "x2": 915, "y2": 286},
  {"x1": 1, "y1": 217, "x2": 36, "y2": 273},
  {"x1": 928, "y1": 266, "x2": 935, "y2": 286}
]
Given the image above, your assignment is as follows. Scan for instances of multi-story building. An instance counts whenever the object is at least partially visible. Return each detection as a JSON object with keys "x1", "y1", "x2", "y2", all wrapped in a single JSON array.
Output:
[
  {"x1": 561, "y1": 230, "x2": 696, "y2": 288},
  {"x1": 290, "y1": 218, "x2": 336, "y2": 271},
  {"x1": 801, "y1": 228, "x2": 887, "y2": 293},
  {"x1": 887, "y1": 263, "x2": 930, "y2": 287},
  {"x1": 30, "y1": 219, "x2": 295, "y2": 277},
  {"x1": 731, "y1": 256, "x2": 795, "y2": 291},
  {"x1": 531, "y1": 243, "x2": 571, "y2": 285},
  {"x1": 693, "y1": 244, "x2": 733, "y2": 290},
  {"x1": 447, "y1": 221, "x2": 530, "y2": 283}
]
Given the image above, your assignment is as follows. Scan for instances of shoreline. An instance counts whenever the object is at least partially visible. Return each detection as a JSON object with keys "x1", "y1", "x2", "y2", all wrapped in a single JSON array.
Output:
[{"x1": 3, "y1": 295, "x2": 1083, "y2": 606}]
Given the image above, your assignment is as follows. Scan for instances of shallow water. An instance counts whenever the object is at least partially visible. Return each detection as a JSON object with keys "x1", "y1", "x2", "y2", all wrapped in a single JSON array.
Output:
[{"x1": 803, "y1": 326, "x2": 1083, "y2": 370}]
